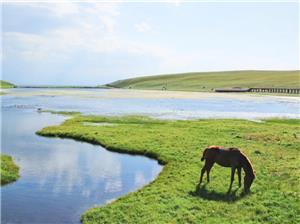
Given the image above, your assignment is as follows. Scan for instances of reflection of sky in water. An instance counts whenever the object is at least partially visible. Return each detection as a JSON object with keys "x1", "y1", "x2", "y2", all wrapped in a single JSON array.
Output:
[
  {"x1": 2, "y1": 88, "x2": 299, "y2": 120},
  {"x1": 1, "y1": 110, "x2": 162, "y2": 224}
]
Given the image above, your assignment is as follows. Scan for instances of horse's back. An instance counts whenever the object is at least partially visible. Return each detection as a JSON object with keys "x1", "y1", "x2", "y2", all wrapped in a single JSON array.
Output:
[{"x1": 214, "y1": 147, "x2": 242, "y2": 167}]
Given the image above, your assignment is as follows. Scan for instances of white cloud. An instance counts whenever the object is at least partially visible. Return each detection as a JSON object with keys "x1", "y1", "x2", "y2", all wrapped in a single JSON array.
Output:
[
  {"x1": 167, "y1": 0, "x2": 184, "y2": 7},
  {"x1": 134, "y1": 171, "x2": 146, "y2": 187},
  {"x1": 3, "y1": 3, "x2": 123, "y2": 61},
  {"x1": 6, "y1": 2, "x2": 80, "y2": 17},
  {"x1": 135, "y1": 21, "x2": 152, "y2": 33},
  {"x1": 36, "y1": 2, "x2": 80, "y2": 17},
  {"x1": 3, "y1": 2, "x2": 195, "y2": 77}
]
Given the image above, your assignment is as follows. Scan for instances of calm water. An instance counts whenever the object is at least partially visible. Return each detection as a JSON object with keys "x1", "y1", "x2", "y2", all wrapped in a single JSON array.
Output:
[
  {"x1": 1, "y1": 90, "x2": 164, "y2": 224},
  {"x1": 1, "y1": 88, "x2": 299, "y2": 223},
  {"x1": 2, "y1": 88, "x2": 300, "y2": 120}
]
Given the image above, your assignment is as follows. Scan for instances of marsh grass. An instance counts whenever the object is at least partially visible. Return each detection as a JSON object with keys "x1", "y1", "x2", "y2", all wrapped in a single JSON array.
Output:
[
  {"x1": 38, "y1": 109, "x2": 82, "y2": 116},
  {"x1": 37, "y1": 115, "x2": 300, "y2": 223},
  {"x1": 0, "y1": 154, "x2": 20, "y2": 185}
]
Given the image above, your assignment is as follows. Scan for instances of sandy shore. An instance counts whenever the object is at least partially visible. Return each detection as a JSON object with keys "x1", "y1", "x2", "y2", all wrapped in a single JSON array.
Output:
[{"x1": 3, "y1": 88, "x2": 300, "y2": 102}]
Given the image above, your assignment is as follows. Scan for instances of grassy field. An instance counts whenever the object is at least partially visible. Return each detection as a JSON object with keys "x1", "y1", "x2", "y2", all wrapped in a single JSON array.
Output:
[
  {"x1": 37, "y1": 115, "x2": 300, "y2": 224},
  {"x1": 1, "y1": 154, "x2": 20, "y2": 185},
  {"x1": 107, "y1": 70, "x2": 300, "y2": 92},
  {"x1": 0, "y1": 80, "x2": 15, "y2": 89}
]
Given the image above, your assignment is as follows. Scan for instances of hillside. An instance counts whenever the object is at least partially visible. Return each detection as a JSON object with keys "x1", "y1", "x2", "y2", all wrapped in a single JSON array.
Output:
[
  {"x1": 0, "y1": 80, "x2": 15, "y2": 89},
  {"x1": 107, "y1": 70, "x2": 300, "y2": 92}
]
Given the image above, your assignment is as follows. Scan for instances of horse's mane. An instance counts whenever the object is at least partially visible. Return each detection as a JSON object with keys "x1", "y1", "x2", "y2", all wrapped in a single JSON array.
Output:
[{"x1": 240, "y1": 152, "x2": 255, "y2": 177}]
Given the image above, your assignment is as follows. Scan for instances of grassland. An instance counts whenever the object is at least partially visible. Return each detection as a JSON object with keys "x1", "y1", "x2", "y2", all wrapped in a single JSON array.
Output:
[
  {"x1": 0, "y1": 80, "x2": 15, "y2": 89},
  {"x1": 1, "y1": 154, "x2": 20, "y2": 185},
  {"x1": 108, "y1": 70, "x2": 300, "y2": 92},
  {"x1": 37, "y1": 115, "x2": 300, "y2": 224}
]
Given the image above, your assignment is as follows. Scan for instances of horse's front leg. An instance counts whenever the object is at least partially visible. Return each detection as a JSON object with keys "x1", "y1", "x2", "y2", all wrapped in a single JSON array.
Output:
[
  {"x1": 227, "y1": 166, "x2": 236, "y2": 193},
  {"x1": 237, "y1": 167, "x2": 242, "y2": 188}
]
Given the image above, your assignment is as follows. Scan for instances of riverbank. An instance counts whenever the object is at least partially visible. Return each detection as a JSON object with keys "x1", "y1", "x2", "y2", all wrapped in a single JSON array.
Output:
[
  {"x1": 37, "y1": 115, "x2": 300, "y2": 223},
  {"x1": 3, "y1": 88, "x2": 300, "y2": 100},
  {"x1": 1, "y1": 154, "x2": 20, "y2": 185}
]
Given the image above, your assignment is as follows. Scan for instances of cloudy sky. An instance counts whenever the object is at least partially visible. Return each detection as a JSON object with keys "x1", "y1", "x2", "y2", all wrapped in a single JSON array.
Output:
[{"x1": 2, "y1": 1, "x2": 299, "y2": 86}]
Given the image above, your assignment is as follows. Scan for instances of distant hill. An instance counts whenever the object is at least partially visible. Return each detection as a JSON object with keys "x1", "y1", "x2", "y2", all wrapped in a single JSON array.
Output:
[
  {"x1": 107, "y1": 70, "x2": 300, "y2": 92},
  {"x1": 0, "y1": 80, "x2": 15, "y2": 89}
]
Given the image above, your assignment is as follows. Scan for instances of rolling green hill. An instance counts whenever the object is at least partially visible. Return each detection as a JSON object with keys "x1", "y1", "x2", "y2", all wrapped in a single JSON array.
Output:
[
  {"x1": 0, "y1": 80, "x2": 15, "y2": 89},
  {"x1": 107, "y1": 70, "x2": 300, "y2": 92}
]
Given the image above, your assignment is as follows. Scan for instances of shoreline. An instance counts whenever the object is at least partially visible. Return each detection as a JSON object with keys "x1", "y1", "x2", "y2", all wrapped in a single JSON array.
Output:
[{"x1": 3, "y1": 87, "x2": 300, "y2": 100}]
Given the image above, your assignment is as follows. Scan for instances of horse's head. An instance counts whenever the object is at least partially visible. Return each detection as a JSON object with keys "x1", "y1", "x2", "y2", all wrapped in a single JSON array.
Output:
[{"x1": 244, "y1": 173, "x2": 255, "y2": 193}]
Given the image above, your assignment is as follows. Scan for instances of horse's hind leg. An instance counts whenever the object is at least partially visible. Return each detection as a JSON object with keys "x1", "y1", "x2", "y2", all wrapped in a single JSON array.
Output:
[
  {"x1": 227, "y1": 166, "x2": 236, "y2": 193},
  {"x1": 199, "y1": 164, "x2": 206, "y2": 184},
  {"x1": 206, "y1": 161, "x2": 214, "y2": 183},
  {"x1": 199, "y1": 160, "x2": 214, "y2": 184},
  {"x1": 237, "y1": 167, "x2": 242, "y2": 187}
]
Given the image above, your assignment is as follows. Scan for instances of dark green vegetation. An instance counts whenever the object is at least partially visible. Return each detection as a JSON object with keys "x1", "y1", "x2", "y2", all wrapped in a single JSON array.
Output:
[
  {"x1": 0, "y1": 80, "x2": 15, "y2": 89},
  {"x1": 1, "y1": 153, "x2": 20, "y2": 185},
  {"x1": 38, "y1": 109, "x2": 81, "y2": 116},
  {"x1": 108, "y1": 70, "x2": 300, "y2": 92},
  {"x1": 37, "y1": 115, "x2": 300, "y2": 223}
]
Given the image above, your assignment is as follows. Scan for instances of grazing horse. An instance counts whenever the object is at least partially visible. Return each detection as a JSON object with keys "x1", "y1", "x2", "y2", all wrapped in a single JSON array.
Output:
[{"x1": 199, "y1": 146, "x2": 255, "y2": 193}]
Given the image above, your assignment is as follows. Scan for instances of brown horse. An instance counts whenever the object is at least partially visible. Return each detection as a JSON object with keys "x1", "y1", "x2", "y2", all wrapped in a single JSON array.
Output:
[{"x1": 199, "y1": 146, "x2": 255, "y2": 193}]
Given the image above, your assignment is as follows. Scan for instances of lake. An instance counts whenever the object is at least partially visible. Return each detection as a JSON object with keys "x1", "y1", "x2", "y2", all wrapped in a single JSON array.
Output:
[{"x1": 1, "y1": 88, "x2": 299, "y2": 223}]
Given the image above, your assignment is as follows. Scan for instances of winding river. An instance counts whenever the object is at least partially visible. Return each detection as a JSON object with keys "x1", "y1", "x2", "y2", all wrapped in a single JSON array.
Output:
[{"x1": 1, "y1": 88, "x2": 299, "y2": 223}]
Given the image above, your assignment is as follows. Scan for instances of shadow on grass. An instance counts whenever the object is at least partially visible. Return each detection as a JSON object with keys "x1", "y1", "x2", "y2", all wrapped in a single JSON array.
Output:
[{"x1": 189, "y1": 184, "x2": 248, "y2": 202}]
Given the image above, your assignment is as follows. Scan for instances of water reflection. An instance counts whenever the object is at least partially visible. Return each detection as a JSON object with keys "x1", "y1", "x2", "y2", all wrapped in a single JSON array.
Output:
[{"x1": 1, "y1": 110, "x2": 162, "y2": 224}]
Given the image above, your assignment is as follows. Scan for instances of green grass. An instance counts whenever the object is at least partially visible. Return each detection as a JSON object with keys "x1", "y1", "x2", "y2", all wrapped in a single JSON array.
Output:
[
  {"x1": 19, "y1": 85, "x2": 107, "y2": 88},
  {"x1": 37, "y1": 115, "x2": 300, "y2": 224},
  {"x1": 0, "y1": 80, "x2": 15, "y2": 89},
  {"x1": 1, "y1": 153, "x2": 20, "y2": 185},
  {"x1": 107, "y1": 70, "x2": 300, "y2": 92},
  {"x1": 38, "y1": 109, "x2": 82, "y2": 116}
]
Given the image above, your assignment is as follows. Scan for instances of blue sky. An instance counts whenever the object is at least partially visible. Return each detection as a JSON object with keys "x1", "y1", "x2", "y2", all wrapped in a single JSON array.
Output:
[{"x1": 2, "y1": 1, "x2": 299, "y2": 85}]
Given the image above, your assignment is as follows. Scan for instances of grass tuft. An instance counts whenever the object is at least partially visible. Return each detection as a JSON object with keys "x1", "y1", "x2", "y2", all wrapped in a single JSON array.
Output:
[{"x1": 1, "y1": 153, "x2": 20, "y2": 185}]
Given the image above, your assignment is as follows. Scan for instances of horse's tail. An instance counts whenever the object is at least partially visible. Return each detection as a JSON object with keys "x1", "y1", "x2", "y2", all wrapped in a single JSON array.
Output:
[{"x1": 201, "y1": 148, "x2": 208, "y2": 161}]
